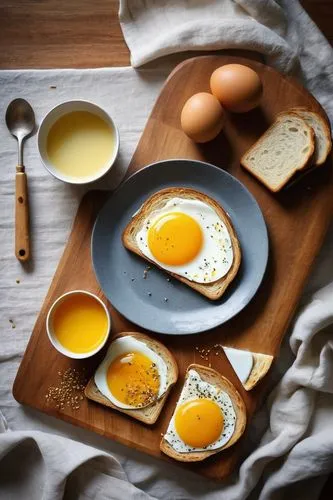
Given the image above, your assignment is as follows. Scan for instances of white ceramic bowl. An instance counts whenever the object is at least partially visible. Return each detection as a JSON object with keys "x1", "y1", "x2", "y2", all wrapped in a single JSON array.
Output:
[
  {"x1": 38, "y1": 100, "x2": 119, "y2": 184},
  {"x1": 46, "y1": 290, "x2": 111, "y2": 359}
]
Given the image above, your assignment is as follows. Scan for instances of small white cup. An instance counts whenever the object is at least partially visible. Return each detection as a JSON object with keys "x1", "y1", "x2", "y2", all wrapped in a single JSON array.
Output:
[
  {"x1": 38, "y1": 100, "x2": 120, "y2": 184},
  {"x1": 46, "y1": 290, "x2": 111, "y2": 359}
]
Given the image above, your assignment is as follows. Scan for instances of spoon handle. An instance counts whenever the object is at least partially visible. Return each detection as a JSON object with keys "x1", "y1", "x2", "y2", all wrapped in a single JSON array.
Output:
[{"x1": 15, "y1": 168, "x2": 30, "y2": 262}]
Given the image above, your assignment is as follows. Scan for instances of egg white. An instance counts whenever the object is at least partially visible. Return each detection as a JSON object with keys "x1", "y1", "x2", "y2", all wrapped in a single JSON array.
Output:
[
  {"x1": 135, "y1": 197, "x2": 234, "y2": 284},
  {"x1": 94, "y1": 336, "x2": 168, "y2": 409},
  {"x1": 163, "y1": 369, "x2": 236, "y2": 453}
]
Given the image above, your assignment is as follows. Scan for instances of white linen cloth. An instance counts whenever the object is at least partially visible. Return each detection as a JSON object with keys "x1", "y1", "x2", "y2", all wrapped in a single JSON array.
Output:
[{"x1": 1, "y1": 1, "x2": 333, "y2": 499}]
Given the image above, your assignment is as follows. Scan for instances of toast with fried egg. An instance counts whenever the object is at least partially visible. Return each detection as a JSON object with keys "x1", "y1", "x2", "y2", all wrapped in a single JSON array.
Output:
[
  {"x1": 122, "y1": 188, "x2": 241, "y2": 300},
  {"x1": 85, "y1": 332, "x2": 178, "y2": 425},
  {"x1": 160, "y1": 364, "x2": 247, "y2": 462}
]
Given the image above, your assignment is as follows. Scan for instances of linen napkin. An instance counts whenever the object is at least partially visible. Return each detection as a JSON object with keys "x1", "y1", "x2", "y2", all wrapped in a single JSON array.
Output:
[
  {"x1": 120, "y1": 0, "x2": 333, "y2": 124},
  {"x1": 1, "y1": 1, "x2": 333, "y2": 499}
]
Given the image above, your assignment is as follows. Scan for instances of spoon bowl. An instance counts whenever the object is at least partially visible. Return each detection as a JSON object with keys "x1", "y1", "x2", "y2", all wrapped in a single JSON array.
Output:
[{"x1": 6, "y1": 99, "x2": 35, "y2": 160}]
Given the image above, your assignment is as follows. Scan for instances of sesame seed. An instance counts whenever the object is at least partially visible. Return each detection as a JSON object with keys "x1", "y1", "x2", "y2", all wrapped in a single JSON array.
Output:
[{"x1": 44, "y1": 367, "x2": 87, "y2": 412}]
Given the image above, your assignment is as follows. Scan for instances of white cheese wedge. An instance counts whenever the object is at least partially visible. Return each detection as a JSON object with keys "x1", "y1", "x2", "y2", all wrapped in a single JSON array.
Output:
[{"x1": 223, "y1": 347, "x2": 253, "y2": 384}]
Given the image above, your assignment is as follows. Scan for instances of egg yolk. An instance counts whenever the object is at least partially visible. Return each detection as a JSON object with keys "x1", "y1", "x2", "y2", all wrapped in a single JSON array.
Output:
[
  {"x1": 107, "y1": 352, "x2": 160, "y2": 407},
  {"x1": 175, "y1": 398, "x2": 224, "y2": 448},
  {"x1": 148, "y1": 212, "x2": 203, "y2": 266}
]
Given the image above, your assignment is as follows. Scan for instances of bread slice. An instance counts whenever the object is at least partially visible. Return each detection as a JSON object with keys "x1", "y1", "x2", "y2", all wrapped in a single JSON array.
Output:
[
  {"x1": 222, "y1": 346, "x2": 273, "y2": 391},
  {"x1": 289, "y1": 107, "x2": 332, "y2": 165},
  {"x1": 241, "y1": 112, "x2": 315, "y2": 192},
  {"x1": 85, "y1": 332, "x2": 178, "y2": 425},
  {"x1": 122, "y1": 187, "x2": 241, "y2": 300},
  {"x1": 160, "y1": 364, "x2": 246, "y2": 462},
  {"x1": 245, "y1": 352, "x2": 273, "y2": 390}
]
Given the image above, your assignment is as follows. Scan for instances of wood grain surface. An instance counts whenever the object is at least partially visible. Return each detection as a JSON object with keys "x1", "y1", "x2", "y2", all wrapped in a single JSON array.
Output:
[
  {"x1": 15, "y1": 170, "x2": 30, "y2": 262},
  {"x1": 13, "y1": 55, "x2": 333, "y2": 480},
  {"x1": 0, "y1": 1, "x2": 331, "y2": 69}
]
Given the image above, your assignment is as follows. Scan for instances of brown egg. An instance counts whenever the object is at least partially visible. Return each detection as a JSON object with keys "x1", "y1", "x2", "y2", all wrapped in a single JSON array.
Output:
[
  {"x1": 210, "y1": 64, "x2": 263, "y2": 113},
  {"x1": 180, "y1": 92, "x2": 224, "y2": 143}
]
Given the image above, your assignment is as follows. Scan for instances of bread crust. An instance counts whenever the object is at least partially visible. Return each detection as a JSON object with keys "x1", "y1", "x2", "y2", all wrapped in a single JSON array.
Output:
[
  {"x1": 160, "y1": 364, "x2": 247, "y2": 462},
  {"x1": 222, "y1": 347, "x2": 273, "y2": 391},
  {"x1": 243, "y1": 352, "x2": 273, "y2": 391},
  {"x1": 85, "y1": 332, "x2": 178, "y2": 425},
  {"x1": 289, "y1": 107, "x2": 332, "y2": 166},
  {"x1": 241, "y1": 112, "x2": 315, "y2": 192},
  {"x1": 122, "y1": 187, "x2": 241, "y2": 300}
]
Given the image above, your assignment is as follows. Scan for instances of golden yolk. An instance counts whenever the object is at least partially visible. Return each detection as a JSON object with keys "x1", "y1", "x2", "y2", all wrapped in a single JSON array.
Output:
[
  {"x1": 175, "y1": 398, "x2": 224, "y2": 448},
  {"x1": 148, "y1": 212, "x2": 203, "y2": 266},
  {"x1": 107, "y1": 352, "x2": 160, "y2": 407},
  {"x1": 53, "y1": 294, "x2": 108, "y2": 354}
]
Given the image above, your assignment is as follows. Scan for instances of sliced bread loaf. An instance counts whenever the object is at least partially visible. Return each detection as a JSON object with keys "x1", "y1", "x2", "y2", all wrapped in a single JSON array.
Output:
[
  {"x1": 290, "y1": 107, "x2": 332, "y2": 165},
  {"x1": 241, "y1": 112, "x2": 315, "y2": 192}
]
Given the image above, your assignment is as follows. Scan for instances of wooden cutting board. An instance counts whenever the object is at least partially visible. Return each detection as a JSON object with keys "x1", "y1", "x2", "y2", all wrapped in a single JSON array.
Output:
[{"x1": 13, "y1": 55, "x2": 333, "y2": 480}]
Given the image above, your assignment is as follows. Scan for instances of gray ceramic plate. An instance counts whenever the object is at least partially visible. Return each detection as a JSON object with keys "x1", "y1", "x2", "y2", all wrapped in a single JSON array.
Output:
[{"x1": 92, "y1": 159, "x2": 268, "y2": 335}]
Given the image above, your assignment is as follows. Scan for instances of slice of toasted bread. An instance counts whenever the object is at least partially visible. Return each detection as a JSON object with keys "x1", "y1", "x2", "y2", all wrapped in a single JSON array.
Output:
[
  {"x1": 241, "y1": 112, "x2": 315, "y2": 192},
  {"x1": 245, "y1": 352, "x2": 273, "y2": 391},
  {"x1": 289, "y1": 107, "x2": 332, "y2": 166},
  {"x1": 122, "y1": 187, "x2": 241, "y2": 301},
  {"x1": 222, "y1": 346, "x2": 273, "y2": 391},
  {"x1": 160, "y1": 364, "x2": 246, "y2": 462},
  {"x1": 85, "y1": 332, "x2": 178, "y2": 425}
]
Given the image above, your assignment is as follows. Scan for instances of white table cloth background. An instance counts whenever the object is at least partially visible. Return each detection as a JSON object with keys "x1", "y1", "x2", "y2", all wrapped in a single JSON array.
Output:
[{"x1": 1, "y1": 1, "x2": 333, "y2": 499}]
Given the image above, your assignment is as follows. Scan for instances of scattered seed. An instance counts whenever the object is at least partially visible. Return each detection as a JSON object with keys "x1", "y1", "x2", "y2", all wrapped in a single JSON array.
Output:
[
  {"x1": 143, "y1": 266, "x2": 151, "y2": 279},
  {"x1": 45, "y1": 367, "x2": 87, "y2": 412}
]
